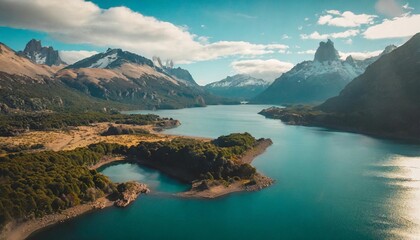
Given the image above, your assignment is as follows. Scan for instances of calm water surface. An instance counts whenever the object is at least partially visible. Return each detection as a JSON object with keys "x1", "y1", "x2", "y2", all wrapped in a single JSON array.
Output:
[{"x1": 30, "y1": 105, "x2": 420, "y2": 240}]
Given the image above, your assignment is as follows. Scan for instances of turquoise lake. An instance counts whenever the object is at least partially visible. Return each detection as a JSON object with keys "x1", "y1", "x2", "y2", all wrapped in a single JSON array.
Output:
[{"x1": 30, "y1": 105, "x2": 420, "y2": 239}]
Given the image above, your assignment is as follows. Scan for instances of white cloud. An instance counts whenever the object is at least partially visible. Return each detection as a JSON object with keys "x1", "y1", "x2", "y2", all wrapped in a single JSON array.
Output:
[
  {"x1": 304, "y1": 17, "x2": 309, "y2": 21},
  {"x1": 59, "y1": 50, "x2": 98, "y2": 64},
  {"x1": 375, "y1": 0, "x2": 406, "y2": 17},
  {"x1": 0, "y1": 0, "x2": 287, "y2": 63},
  {"x1": 298, "y1": 26, "x2": 303, "y2": 31},
  {"x1": 318, "y1": 10, "x2": 377, "y2": 27},
  {"x1": 282, "y1": 34, "x2": 291, "y2": 39},
  {"x1": 297, "y1": 50, "x2": 316, "y2": 55},
  {"x1": 231, "y1": 59, "x2": 294, "y2": 81},
  {"x1": 363, "y1": 14, "x2": 420, "y2": 39},
  {"x1": 300, "y1": 30, "x2": 359, "y2": 40},
  {"x1": 339, "y1": 50, "x2": 382, "y2": 60},
  {"x1": 325, "y1": 10, "x2": 341, "y2": 15}
]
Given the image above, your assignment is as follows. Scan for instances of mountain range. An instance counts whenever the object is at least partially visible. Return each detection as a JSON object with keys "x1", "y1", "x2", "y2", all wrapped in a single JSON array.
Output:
[
  {"x1": 254, "y1": 39, "x2": 396, "y2": 104},
  {"x1": 204, "y1": 74, "x2": 270, "y2": 100},
  {"x1": 259, "y1": 33, "x2": 420, "y2": 140},
  {"x1": 0, "y1": 39, "x2": 232, "y2": 113}
]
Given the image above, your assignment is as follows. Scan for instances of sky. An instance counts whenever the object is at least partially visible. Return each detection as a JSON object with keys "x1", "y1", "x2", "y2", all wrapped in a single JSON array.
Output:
[{"x1": 0, "y1": 0, "x2": 419, "y2": 85}]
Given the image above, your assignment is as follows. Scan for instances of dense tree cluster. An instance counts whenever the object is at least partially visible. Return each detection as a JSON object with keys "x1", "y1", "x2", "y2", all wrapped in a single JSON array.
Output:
[
  {"x1": 131, "y1": 133, "x2": 257, "y2": 182},
  {"x1": 101, "y1": 125, "x2": 150, "y2": 136},
  {"x1": 0, "y1": 112, "x2": 159, "y2": 136},
  {"x1": 0, "y1": 133, "x2": 259, "y2": 229},
  {"x1": 0, "y1": 142, "x2": 126, "y2": 228}
]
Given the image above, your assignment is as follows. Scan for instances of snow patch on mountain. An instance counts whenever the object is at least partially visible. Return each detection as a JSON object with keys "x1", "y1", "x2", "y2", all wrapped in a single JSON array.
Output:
[{"x1": 88, "y1": 52, "x2": 118, "y2": 68}]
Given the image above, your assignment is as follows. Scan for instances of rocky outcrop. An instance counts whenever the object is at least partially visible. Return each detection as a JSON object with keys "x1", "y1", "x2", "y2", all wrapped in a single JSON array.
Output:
[
  {"x1": 153, "y1": 119, "x2": 181, "y2": 132},
  {"x1": 18, "y1": 39, "x2": 66, "y2": 66},
  {"x1": 314, "y1": 39, "x2": 340, "y2": 62},
  {"x1": 115, "y1": 181, "x2": 150, "y2": 207}
]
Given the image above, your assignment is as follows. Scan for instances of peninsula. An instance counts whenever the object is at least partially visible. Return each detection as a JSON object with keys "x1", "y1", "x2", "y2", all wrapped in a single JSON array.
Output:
[{"x1": 0, "y1": 113, "x2": 273, "y2": 240}]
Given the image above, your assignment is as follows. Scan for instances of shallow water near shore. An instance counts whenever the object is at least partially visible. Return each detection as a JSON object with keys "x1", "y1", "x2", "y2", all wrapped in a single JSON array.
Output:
[{"x1": 30, "y1": 105, "x2": 420, "y2": 239}]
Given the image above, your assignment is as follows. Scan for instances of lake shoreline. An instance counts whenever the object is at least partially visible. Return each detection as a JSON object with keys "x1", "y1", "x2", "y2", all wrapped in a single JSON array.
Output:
[
  {"x1": 1, "y1": 120, "x2": 273, "y2": 240},
  {"x1": 2, "y1": 197, "x2": 114, "y2": 240},
  {"x1": 177, "y1": 138, "x2": 274, "y2": 199}
]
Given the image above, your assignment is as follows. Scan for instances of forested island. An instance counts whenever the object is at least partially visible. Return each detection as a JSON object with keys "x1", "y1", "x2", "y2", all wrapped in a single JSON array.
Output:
[{"x1": 0, "y1": 112, "x2": 272, "y2": 240}]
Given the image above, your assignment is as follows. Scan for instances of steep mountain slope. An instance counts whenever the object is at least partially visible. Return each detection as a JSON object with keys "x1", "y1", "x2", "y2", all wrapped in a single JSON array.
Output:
[
  {"x1": 57, "y1": 49, "x2": 209, "y2": 109},
  {"x1": 260, "y1": 33, "x2": 420, "y2": 140},
  {"x1": 18, "y1": 39, "x2": 66, "y2": 66},
  {"x1": 0, "y1": 43, "x2": 57, "y2": 81},
  {"x1": 317, "y1": 33, "x2": 420, "y2": 135},
  {"x1": 254, "y1": 40, "x2": 394, "y2": 104},
  {"x1": 205, "y1": 74, "x2": 270, "y2": 100},
  {"x1": 0, "y1": 43, "x2": 125, "y2": 113}
]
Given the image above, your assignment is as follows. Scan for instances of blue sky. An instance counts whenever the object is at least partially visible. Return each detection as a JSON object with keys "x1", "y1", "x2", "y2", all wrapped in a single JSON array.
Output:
[{"x1": 0, "y1": 0, "x2": 419, "y2": 85}]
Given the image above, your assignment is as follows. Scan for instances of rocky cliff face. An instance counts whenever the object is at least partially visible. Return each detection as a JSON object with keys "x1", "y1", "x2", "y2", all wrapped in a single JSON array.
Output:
[
  {"x1": 18, "y1": 39, "x2": 66, "y2": 66},
  {"x1": 115, "y1": 181, "x2": 150, "y2": 207},
  {"x1": 314, "y1": 39, "x2": 340, "y2": 62}
]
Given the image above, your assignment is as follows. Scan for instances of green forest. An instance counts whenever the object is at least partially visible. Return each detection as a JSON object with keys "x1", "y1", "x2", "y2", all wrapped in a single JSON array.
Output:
[
  {"x1": 0, "y1": 112, "x2": 160, "y2": 136},
  {"x1": 0, "y1": 133, "x2": 260, "y2": 229}
]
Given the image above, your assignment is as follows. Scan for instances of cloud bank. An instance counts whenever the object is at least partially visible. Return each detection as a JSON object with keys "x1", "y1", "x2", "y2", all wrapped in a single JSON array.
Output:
[
  {"x1": 300, "y1": 30, "x2": 359, "y2": 40},
  {"x1": 231, "y1": 59, "x2": 294, "y2": 81},
  {"x1": 59, "y1": 50, "x2": 98, "y2": 64},
  {"x1": 363, "y1": 14, "x2": 420, "y2": 39},
  {"x1": 0, "y1": 0, "x2": 288, "y2": 63},
  {"x1": 317, "y1": 10, "x2": 377, "y2": 27}
]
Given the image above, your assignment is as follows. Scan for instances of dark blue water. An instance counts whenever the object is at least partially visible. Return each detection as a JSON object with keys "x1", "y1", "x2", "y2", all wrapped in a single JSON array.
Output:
[{"x1": 30, "y1": 105, "x2": 420, "y2": 239}]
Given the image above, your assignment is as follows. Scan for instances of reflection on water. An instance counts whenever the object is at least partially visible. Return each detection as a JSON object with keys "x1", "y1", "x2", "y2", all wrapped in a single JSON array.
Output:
[
  {"x1": 366, "y1": 156, "x2": 420, "y2": 238},
  {"x1": 101, "y1": 163, "x2": 189, "y2": 193}
]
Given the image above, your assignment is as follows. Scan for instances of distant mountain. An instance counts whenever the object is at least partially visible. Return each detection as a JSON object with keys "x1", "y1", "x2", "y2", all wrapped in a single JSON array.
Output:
[
  {"x1": 205, "y1": 74, "x2": 270, "y2": 100},
  {"x1": 0, "y1": 41, "x2": 233, "y2": 112},
  {"x1": 259, "y1": 33, "x2": 420, "y2": 140},
  {"x1": 18, "y1": 39, "x2": 66, "y2": 66},
  {"x1": 254, "y1": 39, "x2": 395, "y2": 104},
  {"x1": 57, "y1": 49, "x2": 211, "y2": 109},
  {"x1": 153, "y1": 57, "x2": 198, "y2": 86}
]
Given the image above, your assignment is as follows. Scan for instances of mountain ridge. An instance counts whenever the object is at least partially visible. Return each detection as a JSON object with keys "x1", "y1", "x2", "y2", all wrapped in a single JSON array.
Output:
[
  {"x1": 205, "y1": 74, "x2": 270, "y2": 100},
  {"x1": 253, "y1": 39, "x2": 395, "y2": 104}
]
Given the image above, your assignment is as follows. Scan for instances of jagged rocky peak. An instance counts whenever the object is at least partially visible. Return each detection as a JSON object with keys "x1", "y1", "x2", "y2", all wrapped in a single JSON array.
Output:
[
  {"x1": 152, "y1": 56, "x2": 174, "y2": 69},
  {"x1": 314, "y1": 39, "x2": 340, "y2": 62},
  {"x1": 24, "y1": 39, "x2": 42, "y2": 53},
  {"x1": 381, "y1": 44, "x2": 397, "y2": 55},
  {"x1": 20, "y1": 39, "x2": 66, "y2": 66}
]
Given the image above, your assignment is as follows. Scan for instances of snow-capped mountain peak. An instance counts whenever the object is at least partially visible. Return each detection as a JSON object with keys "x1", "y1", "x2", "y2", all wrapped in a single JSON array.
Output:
[
  {"x1": 205, "y1": 74, "x2": 270, "y2": 100},
  {"x1": 254, "y1": 40, "x2": 395, "y2": 104},
  {"x1": 207, "y1": 74, "x2": 269, "y2": 88}
]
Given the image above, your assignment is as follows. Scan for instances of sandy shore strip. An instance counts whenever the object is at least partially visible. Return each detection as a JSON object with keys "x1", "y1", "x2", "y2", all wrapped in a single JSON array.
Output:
[
  {"x1": 88, "y1": 155, "x2": 128, "y2": 170},
  {"x1": 1, "y1": 197, "x2": 113, "y2": 240}
]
